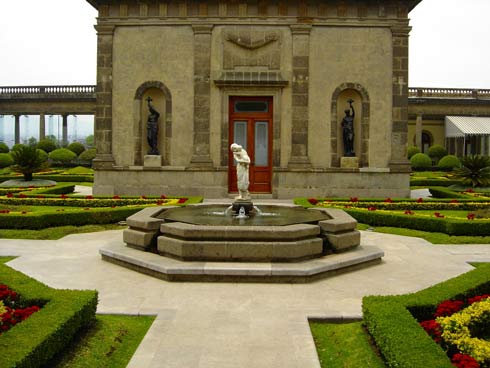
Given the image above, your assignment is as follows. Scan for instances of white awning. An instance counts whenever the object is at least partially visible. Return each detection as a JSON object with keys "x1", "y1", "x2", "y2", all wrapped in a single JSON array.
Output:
[{"x1": 445, "y1": 116, "x2": 490, "y2": 138}]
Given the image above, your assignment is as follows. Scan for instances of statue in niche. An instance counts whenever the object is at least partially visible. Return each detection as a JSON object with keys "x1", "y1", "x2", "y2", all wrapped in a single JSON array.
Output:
[
  {"x1": 230, "y1": 143, "x2": 251, "y2": 200},
  {"x1": 342, "y1": 98, "x2": 355, "y2": 157},
  {"x1": 146, "y1": 96, "x2": 160, "y2": 155}
]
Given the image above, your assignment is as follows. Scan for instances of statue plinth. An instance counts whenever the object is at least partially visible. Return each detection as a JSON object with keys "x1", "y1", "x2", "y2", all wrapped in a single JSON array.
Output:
[
  {"x1": 144, "y1": 155, "x2": 162, "y2": 167},
  {"x1": 340, "y1": 156, "x2": 359, "y2": 169}
]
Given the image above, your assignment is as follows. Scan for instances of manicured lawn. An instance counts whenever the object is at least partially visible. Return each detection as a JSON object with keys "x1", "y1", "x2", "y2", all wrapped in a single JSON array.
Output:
[
  {"x1": 310, "y1": 321, "x2": 385, "y2": 368},
  {"x1": 411, "y1": 171, "x2": 448, "y2": 178},
  {"x1": 0, "y1": 224, "x2": 124, "y2": 239},
  {"x1": 48, "y1": 314, "x2": 155, "y2": 368}
]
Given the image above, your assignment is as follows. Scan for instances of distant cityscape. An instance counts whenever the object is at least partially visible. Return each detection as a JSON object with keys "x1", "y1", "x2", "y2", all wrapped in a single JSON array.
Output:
[{"x1": 0, "y1": 114, "x2": 94, "y2": 147}]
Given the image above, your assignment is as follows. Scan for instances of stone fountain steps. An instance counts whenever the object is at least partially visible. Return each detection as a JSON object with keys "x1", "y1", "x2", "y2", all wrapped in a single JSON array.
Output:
[{"x1": 99, "y1": 242, "x2": 384, "y2": 283}]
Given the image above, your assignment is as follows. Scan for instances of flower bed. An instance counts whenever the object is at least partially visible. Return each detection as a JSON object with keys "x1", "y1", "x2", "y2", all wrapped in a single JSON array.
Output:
[
  {"x1": 420, "y1": 295, "x2": 490, "y2": 367},
  {"x1": 0, "y1": 284, "x2": 41, "y2": 334}
]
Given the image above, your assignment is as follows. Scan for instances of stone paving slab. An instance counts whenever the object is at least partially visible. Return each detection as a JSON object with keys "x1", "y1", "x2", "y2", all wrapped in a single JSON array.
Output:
[{"x1": 1, "y1": 230, "x2": 489, "y2": 367}]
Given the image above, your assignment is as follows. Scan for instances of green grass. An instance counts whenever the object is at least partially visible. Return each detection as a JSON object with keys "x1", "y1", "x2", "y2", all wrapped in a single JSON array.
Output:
[
  {"x1": 47, "y1": 314, "x2": 155, "y2": 368},
  {"x1": 357, "y1": 223, "x2": 490, "y2": 244},
  {"x1": 411, "y1": 171, "x2": 448, "y2": 178},
  {"x1": 0, "y1": 224, "x2": 124, "y2": 239},
  {"x1": 310, "y1": 321, "x2": 386, "y2": 368}
]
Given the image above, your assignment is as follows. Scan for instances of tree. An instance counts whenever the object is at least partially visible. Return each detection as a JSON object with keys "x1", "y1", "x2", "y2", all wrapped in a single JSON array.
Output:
[
  {"x1": 453, "y1": 155, "x2": 490, "y2": 188},
  {"x1": 10, "y1": 145, "x2": 48, "y2": 181}
]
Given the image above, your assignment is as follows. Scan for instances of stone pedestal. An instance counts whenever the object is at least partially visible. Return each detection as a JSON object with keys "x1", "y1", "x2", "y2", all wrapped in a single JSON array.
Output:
[
  {"x1": 232, "y1": 199, "x2": 254, "y2": 216},
  {"x1": 340, "y1": 156, "x2": 359, "y2": 169},
  {"x1": 144, "y1": 155, "x2": 162, "y2": 167}
]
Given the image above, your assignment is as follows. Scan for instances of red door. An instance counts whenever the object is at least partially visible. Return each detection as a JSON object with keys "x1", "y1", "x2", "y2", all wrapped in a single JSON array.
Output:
[{"x1": 228, "y1": 96, "x2": 273, "y2": 194}]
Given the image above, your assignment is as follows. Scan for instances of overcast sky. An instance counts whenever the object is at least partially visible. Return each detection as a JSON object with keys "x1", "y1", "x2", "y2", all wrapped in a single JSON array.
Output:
[{"x1": 0, "y1": 0, "x2": 489, "y2": 88}]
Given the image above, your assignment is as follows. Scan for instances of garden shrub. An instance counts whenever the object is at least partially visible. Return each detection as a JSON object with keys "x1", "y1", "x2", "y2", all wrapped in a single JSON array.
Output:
[
  {"x1": 10, "y1": 145, "x2": 48, "y2": 181},
  {"x1": 0, "y1": 142, "x2": 9, "y2": 153},
  {"x1": 407, "y1": 146, "x2": 420, "y2": 159},
  {"x1": 453, "y1": 155, "x2": 490, "y2": 188},
  {"x1": 79, "y1": 148, "x2": 96, "y2": 162},
  {"x1": 49, "y1": 148, "x2": 77, "y2": 165},
  {"x1": 410, "y1": 153, "x2": 432, "y2": 169},
  {"x1": 438, "y1": 155, "x2": 461, "y2": 170},
  {"x1": 36, "y1": 149, "x2": 48, "y2": 163},
  {"x1": 11, "y1": 143, "x2": 24, "y2": 152},
  {"x1": 410, "y1": 178, "x2": 462, "y2": 187},
  {"x1": 363, "y1": 264, "x2": 490, "y2": 368},
  {"x1": 0, "y1": 259, "x2": 98, "y2": 368},
  {"x1": 67, "y1": 142, "x2": 86, "y2": 156},
  {"x1": 427, "y1": 144, "x2": 448, "y2": 164},
  {"x1": 36, "y1": 138, "x2": 57, "y2": 153},
  {"x1": 0, "y1": 153, "x2": 14, "y2": 168},
  {"x1": 428, "y1": 187, "x2": 470, "y2": 199}
]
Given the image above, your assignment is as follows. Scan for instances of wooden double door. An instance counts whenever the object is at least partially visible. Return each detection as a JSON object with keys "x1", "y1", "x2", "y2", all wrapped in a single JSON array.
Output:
[{"x1": 228, "y1": 96, "x2": 273, "y2": 194}]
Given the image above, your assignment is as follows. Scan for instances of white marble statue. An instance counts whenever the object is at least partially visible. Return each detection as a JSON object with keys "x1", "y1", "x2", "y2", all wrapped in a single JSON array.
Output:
[{"x1": 230, "y1": 143, "x2": 251, "y2": 200}]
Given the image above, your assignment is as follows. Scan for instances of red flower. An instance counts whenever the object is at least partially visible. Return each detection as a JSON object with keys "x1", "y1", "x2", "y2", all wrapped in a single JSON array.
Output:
[
  {"x1": 60, "y1": 194, "x2": 67, "y2": 199},
  {"x1": 28, "y1": 186, "x2": 34, "y2": 189},
  {"x1": 113, "y1": 195, "x2": 121, "y2": 200},
  {"x1": 6, "y1": 193, "x2": 13, "y2": 198},
  {"x1": 417, "y1": 198, "x2": 424, "y2": 203},
  {"x1": 0, "y1": 209, "x2": 9, "y2": 214},
  {"x1": 464, "y1": 188, "x2": 475, "y2": 193},
  {"x1": 37, "y1": 195, "x2": 45, "y2": 199},
  {"x1": 367, "y1": 206, "x2": 376, "y2": 211},
  {"x1": 178, "y1": 198, "x2": 188, "y2": 204},
  {"x1": 349, "y1": 197, "x2": 359, "y2": 202},
  {"x1": 450, "y1": 199, "x2": 459, "y2": 204},
  {"x1": 435, "y1": 300, "x2": 464, "y2": 317},
  {"x1": 111, "y1": 206, "x2": 116, "y2": 208},
  {"x1": 308, "y1": 198, "x2": 319, "y2": 205},
  {"x1": 160, "y1": 194, "x2": 167, "y2": 199},
  {"x1": 404, "y1": 210, "x2": 414, "y2": 215},
  {"x1": 18, "y1": 194, "x2": 27, "y2": 198},
  {"x1": 140, "y1": 195, "x2": 147, "y2": 199},
  {"x1": 420, "y1": 319, "x2": 442, "y2": 343},
  {"x1": 434, "y1": 212, "x2": 445, "y2": 218},
  {"x1": 344, "y1": 205, "x2": 352, "y2": 209},
  {"x1": 451, "y1": 354, "x2": 480, "y2": 368},
  {"x1": 156, "y1": 200, "x2": 163, "y2": 205},
  {"x1": 86, "y1": 195, "x2": 93, "y2": 200},
  {"x1": 468, "y1": 294, "x2": 490, "y2": 305},
  {"x1": 467, "y1": 213, "x2": 476, "y2": 220},
  {"x1": 384, "y1": 197, "x2": 393, "y2": 203}
]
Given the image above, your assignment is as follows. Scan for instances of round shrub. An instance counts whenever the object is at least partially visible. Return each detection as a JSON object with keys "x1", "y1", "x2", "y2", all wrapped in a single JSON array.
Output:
[
  {"x1": 0, "y1": 153, "x2": 13, "y2": 168},
  {"x1": 67, "y1": 142, "x2": 86, "y2": 156},
  {"x1": 410, "y1": 153, "x2": 432, "y2": 169},
  {"x1": 407, "y1": 146, "x2": 420, "y2": 159},
  {"x1": 36, "y1": 149, "x2": 49, "y2": 163},
  {"x1": 79, "y1": 148, "x2": 96, "y2": 162},
  {"x1": 0, "y1": 142, "x2": 9, "y2": 153},
  {"x1": 49, "y1": 148, "x2": 77, "y2": 165},
  {"x1": 427, "y1": 144, "x2": 447, "y2": 164},
  {"x1": 37, "y1": 138, "x2": 57, "y2": 153},
  {"x1": 11, "y1": 143, "x2": 25, "y2": 152},
  {"x1": 438, "y1": 155, "x2": 461, "y2": 170}
]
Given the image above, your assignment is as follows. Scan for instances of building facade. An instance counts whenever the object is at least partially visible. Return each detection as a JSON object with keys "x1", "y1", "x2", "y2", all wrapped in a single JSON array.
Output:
[{"x1": 87, "y1": 0, "x2": 421, "y2": 198}]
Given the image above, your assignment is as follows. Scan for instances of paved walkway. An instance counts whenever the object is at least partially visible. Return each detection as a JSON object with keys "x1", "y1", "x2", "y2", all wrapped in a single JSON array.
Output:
[{"x1": 1, "y1": 229, "x2": 489, "y2": 367}]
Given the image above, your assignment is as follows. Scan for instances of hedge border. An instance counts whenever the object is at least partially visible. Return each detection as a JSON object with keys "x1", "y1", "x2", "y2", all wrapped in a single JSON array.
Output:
[
  {"x1": 0, "y1": 175, "x2": 93, "y2": 183},
  {"x1": 0, "y1": 258, "x2": 98, "y2": 368},
  {"x1": 363, "y1": 263, "x2": 490, "y2": 368}
]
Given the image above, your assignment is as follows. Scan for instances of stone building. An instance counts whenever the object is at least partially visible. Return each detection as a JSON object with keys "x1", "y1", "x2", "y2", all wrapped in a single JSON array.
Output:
[{"x1": 87, "y1": 0, "x2": 421, "y2": 198}]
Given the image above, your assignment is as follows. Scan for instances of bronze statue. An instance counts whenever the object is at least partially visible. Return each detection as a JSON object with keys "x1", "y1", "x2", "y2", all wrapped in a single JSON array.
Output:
[
  {"x1": 342, "y1": 99, "x2": 355, "y2": 157},
  {"x1": 146, "y1": 96, "x2": 160, "y2": 155}
]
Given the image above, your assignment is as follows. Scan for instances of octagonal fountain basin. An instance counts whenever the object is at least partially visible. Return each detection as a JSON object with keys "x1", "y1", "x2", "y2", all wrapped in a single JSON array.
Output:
[{"x1": 99, "y1": 204, "x2": 385, "y2": 283}]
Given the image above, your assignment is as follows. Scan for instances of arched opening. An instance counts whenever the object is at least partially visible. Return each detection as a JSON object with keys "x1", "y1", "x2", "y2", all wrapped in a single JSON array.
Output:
[{"x1": 421, "y1": 130, "x2": 433, "y2": 153}]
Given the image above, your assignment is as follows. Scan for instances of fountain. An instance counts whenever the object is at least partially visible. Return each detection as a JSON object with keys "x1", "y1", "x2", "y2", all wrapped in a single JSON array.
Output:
[{"x1": 99, "y1": 144, "x2": 384, "y2": 282}]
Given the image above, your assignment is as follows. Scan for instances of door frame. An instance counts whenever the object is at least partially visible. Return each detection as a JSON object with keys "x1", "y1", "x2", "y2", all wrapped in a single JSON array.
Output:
[{"x1": 228, "y1": 96, "x2": 273, "y2": 194}]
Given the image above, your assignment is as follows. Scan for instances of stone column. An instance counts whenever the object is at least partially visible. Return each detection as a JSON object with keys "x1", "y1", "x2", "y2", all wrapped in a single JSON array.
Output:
[
  {"x1": 415, "y1": 114, "x2": 422, "y2": 150},
  {"x1": 93, "y1": 24, "x2": 115, "y2": 169},
  {"x1": 189, "y1": 24, "x2": 213, "y2": 167},
  {"x1": 389, "y1": 26, "x2": 411, "y2": 172},
  {"x1": 14, "y1": 114, "x2": 20, "y2": 144},
  {"x1": 39, "y1": 113, "x2": 46, "y2": 140},
  {"x1": 62, "y1": 114, "x2": 68, "y2": 146},
  {"x1": 288, "y1": 24, "x2": 311, "y2": 168}
]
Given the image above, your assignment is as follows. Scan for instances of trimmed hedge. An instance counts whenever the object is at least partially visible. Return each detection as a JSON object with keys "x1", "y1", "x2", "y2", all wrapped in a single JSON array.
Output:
[
  {"x1": 363, "y1": 263, "x2": 490, "y2": 368},
  {"x1": 0, "y1": 206, "x2": 146, "y2": 229},
  {"x1": 410, "y1": 153, "x2": 432, "y2": 169},
  {"x1": 0, "y1": 258, "x2": 98, "y2": 368},
  {"x1": 0, "y1": 174, "x2": 94, "y2": 183},
  {"x1": 0, "y1": 153, "x2": 14, "y2": 168},
  {"x1": 428, "y1": 186, "x2": 471, "y2": 199},
  {"x1": 410, "y1": 178, "x2": 462, "y2": 187}
]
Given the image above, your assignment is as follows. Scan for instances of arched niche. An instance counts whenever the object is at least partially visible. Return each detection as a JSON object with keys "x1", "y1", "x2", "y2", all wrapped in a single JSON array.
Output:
[
  {"x1": 133, "y1": 81, "x2": 172, "y2": 165},
  {"x1": 330, "y1": 83, "x2": 370, "y2": 167}
]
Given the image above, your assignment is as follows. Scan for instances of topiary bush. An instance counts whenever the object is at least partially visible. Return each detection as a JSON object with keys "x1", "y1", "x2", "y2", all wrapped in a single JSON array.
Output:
[
  {"x1": 79, "y1": 148, "x2": 96, "y2": 162},
  {"x1": 407, "y1": 146, "x2": 420, "y2": 159},
  {"x1": 438, "y1": 155, "x2": 461, "y2": 171},
  {"x1": 427, "y1": 144, "x2": 448, "y2": 165},
  {"x1": 11, "y1": 143, "x2": 25, "y2": 152},
  {"x1": 37, "y1": 148, "x2": 49, "y2": 163},
  {"x1": 410, "y1": 153, "x2": 432, "y2": 170},
  {"x1": 49, "y1": 148, "x2": 77, "y2": 165},
  {"x1": 37, "y1": 138, "x2": 58, "y2": 153},
  {"x1": 67, "y1": 141, "x2": 86, "y2": 156},
  {"x1": 0, "y1": 153, "x2": 14, "y2": 168},
  {"x1": 0, "y1": 142, "x2": 9, "y2": 153}
]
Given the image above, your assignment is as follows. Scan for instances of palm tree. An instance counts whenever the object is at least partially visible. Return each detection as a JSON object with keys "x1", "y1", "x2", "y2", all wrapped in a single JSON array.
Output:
[
  {"x1": 453, "y1": 155, "x2": 490, "y2": 188},
  {"x1": 10, "y1": 145, "x2": 47, "y2": 181}
]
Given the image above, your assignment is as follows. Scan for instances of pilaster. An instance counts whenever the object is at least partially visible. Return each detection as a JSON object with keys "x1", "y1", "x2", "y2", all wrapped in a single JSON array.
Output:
[
  {"x1": 288, "y1": 24, "x2": 311, "y2": 168},
  {"x1": 190, "y1": 24, "x2": 214, "y2": 168},
  {"x1": 62, "y1": 114, "x2": 68, "y2": 145},
  {"x1": 14, "y1": 114, "x2": 20, "y2": 145},
  {"x1": 415, "y1": 114, "x2": 423, "y2": 150},
  {"x1": 39, "y1": 113, "x2": 45, "y2": 140}
]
